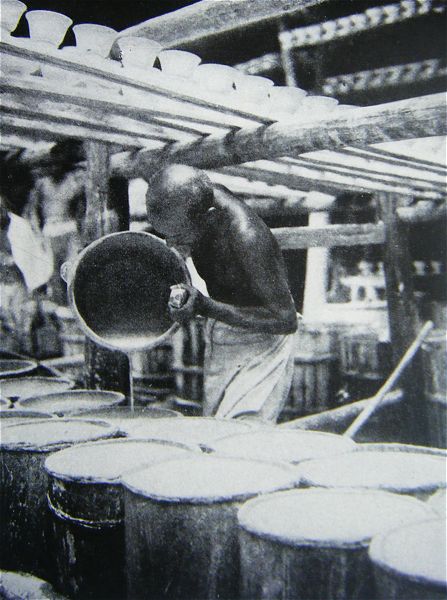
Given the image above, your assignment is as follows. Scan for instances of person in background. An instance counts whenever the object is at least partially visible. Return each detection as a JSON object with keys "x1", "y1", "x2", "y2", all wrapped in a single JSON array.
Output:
[{"x1": 146, "y1": 164, "x2": 299, "y2": 422}]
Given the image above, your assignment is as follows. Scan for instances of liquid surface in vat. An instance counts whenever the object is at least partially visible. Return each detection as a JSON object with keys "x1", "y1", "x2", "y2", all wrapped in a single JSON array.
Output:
[
  {"x1": 45, "y1": 439, "x2": 195, "y2": 482},
  {"x1": 296, "y1": 451, "x2": 447, "y2": 491},
  {"x1": 209, "y1": 429, "x2": 355, "y2": 462},
  {"x1": 122, "y1": 455, "x2": 298, "y2": 502},
  {"x1": 18, "y1": 390, "x2": 124, "y2": 415},
  {"x1": 0, "y1": 377, "x2": 73, "y2": 400},
  {"x1": 369, "y1": 518, "x2": 447, "y2": 584},
  {"x1": 122, "y1": 416, "x2": 254, "y2": 445},
  {"x1": 1, "y1": 418, "x2": 115, "y2": 448},
  {"x1": 238, "y1": 488, "x2": 436, "y2": 546},
  {"x1": 428, "y1": 489, "x2": 447, "y2": 518}
]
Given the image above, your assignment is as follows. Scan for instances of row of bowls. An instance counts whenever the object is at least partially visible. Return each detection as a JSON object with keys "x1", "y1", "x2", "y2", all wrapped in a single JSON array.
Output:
[{"x1": 0, "y1": 0, "x2": 351, "y2": 121}]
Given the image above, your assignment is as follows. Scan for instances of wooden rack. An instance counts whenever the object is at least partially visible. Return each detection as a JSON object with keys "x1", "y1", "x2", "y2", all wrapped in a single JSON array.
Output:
[{"x1": 1, "y1": 15, "x2": 445, "y2": 441}]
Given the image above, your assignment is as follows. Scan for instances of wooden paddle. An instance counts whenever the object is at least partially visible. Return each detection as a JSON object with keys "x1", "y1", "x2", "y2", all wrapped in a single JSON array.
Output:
[{"x1": 343, "y1": 321, "x2": 434, "y2": 439}]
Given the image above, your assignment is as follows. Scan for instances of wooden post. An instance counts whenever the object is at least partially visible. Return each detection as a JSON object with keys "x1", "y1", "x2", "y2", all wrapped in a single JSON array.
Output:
[
  {"x1": 82, "y1": 140, "x2": 130, "y2": 396},
  {"x1": 278, "y1": 20, "x2": 298, "y2": 87},
  {"x1": 377, "y1": 192, "x2": 428, "y2": 444}
]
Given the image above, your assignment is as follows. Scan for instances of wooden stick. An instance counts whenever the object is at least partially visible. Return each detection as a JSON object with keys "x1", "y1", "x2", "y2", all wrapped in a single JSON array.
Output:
[
  {"x1": 343, "y1": 321, "x2": 434, "y2": 439},
  {"x1": 110, "y1": 92, "x2": 447, "y2": 177},
  {"x1": 272, "y1": 223, "x2": 385, "y2": 249},
  {"x1": 281, "y1": 389, "x2": 403, "y2": 432}
]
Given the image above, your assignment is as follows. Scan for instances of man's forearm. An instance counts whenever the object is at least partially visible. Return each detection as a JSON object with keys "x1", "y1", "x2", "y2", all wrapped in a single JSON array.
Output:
[{"x1": 199, "y1": 296, "x2": 297, "y2": 334}]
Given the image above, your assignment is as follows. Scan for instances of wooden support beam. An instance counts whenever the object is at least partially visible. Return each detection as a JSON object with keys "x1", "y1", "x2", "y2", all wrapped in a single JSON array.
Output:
[
  {"x1": 279, "y1": 0, "x2": 444, "y2": 51},
  {"x1": 322, "y1": 59, "x2": 447, "y2": 96},
  {"x1": 118, "y1": 0, "x2": 326, "y2": 48},
  {"x1": 278, "y1": 19, "x2": 298, "y2": 87},
  {"x1": 377, "y1": 192, "x2": 428, "y2": 445},
  {"x1": 224, "y1": 161, "x2": 444, "y2": 200},
  {"x1": 110, "y1": 93, "x2": 447, "y2": 178},
  {"x1": 0, "y1": 114, "x2": 155, "y2": 148},
  {"x1": 82, "y1": 141, "x2": 130, "y2": 396},
  {"x1": 234, "y1": 52, "x2": 281, "y2": 75},
  {"x1": 272, "y1": 222, "x2": 385, "y2": 249}
]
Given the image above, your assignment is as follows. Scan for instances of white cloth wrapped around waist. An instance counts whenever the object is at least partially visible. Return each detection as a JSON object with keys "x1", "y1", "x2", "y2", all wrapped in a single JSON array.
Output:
[{"x1": 203, "y1": 318, "x2": 296, "y2": 422}]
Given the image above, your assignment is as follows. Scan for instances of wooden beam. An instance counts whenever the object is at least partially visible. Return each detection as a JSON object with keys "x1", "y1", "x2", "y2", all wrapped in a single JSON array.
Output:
[
  {"x1": 110, "y1": 93, "x2": 447, "y2": 178},
  {"x1": 377, "y1": 192, "x2": 428, "y2": 445},
  {"x1": 272, "y1": 223, "x2": 385, "y2": 249},
  {"x1": 234, "y1": 52, "x2": 281, "y2": 75},
  {"x1": 0, "y1": 114, "x2": 161, "y2": 148},
  {"x1": 118, "y1": 0, "x2": 326, "y2": 48},
  {"x1": 279, "y1": 0, "x2": 444, "y2": 51},
  {"x1": 322, "y1": 59, "x2": 447, "y2": 96},
  {"x1": 224, "y1": 161, "x2": 444, "y2": 200},
  {"x1": 82, "y1": 141, "x2": 130, "y2": 396}
]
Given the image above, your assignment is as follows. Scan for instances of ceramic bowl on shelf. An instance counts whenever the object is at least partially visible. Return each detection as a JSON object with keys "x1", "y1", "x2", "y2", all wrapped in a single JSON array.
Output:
[
  {"x1": 72, "y1": 23, "x2": 117, "y2": 58},
  {"x1": 266, "y1": 86, "x2": 307, "y2": 120},
  {"x1": 0, "y1": 0, "x2": 27, "y2": 37},
  {"x1": 158, "y1": 50, "x2": 201, "y2": 78},
  {"x1": 117, "y1": 36, "x2": 161, "y2": 69},
  {"x1": 25, "y1": 10, "x2": 73, "y2": 47},
  {"x1": 234, "y1": 74, "x2": 274, "y2": 103},
  {"x1": 193, "y1": 63, "x2": 240, "y2": 94}
]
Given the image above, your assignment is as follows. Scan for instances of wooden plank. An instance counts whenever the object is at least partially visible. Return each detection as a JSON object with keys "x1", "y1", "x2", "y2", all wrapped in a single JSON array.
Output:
[
  {"x1": 0, "y1": 43, "x2": 271, "y2": 127},
  {"x1": 119, "y1": 0, "x2": 326, "y2": 47},
  {"x1": 0, "y1": 114, "x2": 153, "y2": 148},
  {"x1": 377, "y1": 192, "x2": 428, "y2": 445},
  {"x1": 282, "y1": 155, "x2": 446, "y2": 192},
  {"x1": 223, "y1": 162, "x2": 444, "y2": 200},
  {"x1": 272, "y1": 223, "x2": 385, "y2": 249},
  {"x1": 0, "y1": 94, "x2": 184, "y2": 144},
  {"x1": 110, "y1": 93, "x2": 447, "y2": 178},
  {"x1": 82, "y1": 141, "x2": 130, "y2": 396},
  {"x1": 280, "y1": 0, "x2": 443, "y2": 51}
]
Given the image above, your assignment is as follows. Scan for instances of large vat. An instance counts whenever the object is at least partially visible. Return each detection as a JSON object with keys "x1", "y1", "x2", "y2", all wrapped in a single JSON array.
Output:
[
  {"x1": 296, "y1": 448, "x2": 446, "y2": 499},
  {"x1": 17, "y1": 390, "x2": 125, "y2": 416},
  {"x1": 369, "y1": 518, "x2": 447, "y2": 599},
  {"x1": 0, "y1": 418, "x2": 117, "y2": 580},
  {"x1": 121, "y1": 416, "x2": 256, "y2": 447},
  {"x1": 73, "y1": 405, "x2": 181, "y2": 434},
  {"x1": 207, "y1": 428, "x2": 356, "y2": 463},
  {"x1": 0, "y1": 570, "x2": 68, "y2": 599},
  {"x1": 238, "y1": 488, "x2": 435, "y2": 600},
  {"x1": 0, "y1": 376, "x2": 73, "y2": 403},
  {"x1": 45, "y1": 438, "x2": 199, "y2": 599},
  {"x1": 122, "y1": 455, "x2": 299, "y2": 600}
]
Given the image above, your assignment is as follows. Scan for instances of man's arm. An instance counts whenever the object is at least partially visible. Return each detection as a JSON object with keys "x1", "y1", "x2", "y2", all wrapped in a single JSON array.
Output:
[{"x1": 171, "y1": 224, "x2": 298, "y2": 335}]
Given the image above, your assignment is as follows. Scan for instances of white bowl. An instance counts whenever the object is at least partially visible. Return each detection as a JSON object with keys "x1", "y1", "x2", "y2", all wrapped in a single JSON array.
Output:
[
  {"x1": 25, "y1": 10, "x2": 72, "y2": 47},
  {"x1": 158, "y1": 50, "x2": 201, "y2": 77},
  {"x1": 193, "y1": 63, "x2": 240, "y2": 93},
  {"x1": 235, "y1": 74, "x2": 274, "y2": 102},
  {"x1": 0, "y1": 0, "x2": 26, "y2": 34},
  {"x1": 117, "y1": 36, "x2": 161, "y2": 69},
  {"x1": 73, "y1": 24, "x2": 117, "y2": 58},
  {"x1": 268, "y1": 86, "x2": 307, "y2": 116}
]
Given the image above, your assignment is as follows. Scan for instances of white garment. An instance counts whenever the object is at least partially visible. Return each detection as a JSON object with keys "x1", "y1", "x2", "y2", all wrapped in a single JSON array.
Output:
[{"x1": 7, "y1": 213, "x2": 53, "y2": 292}]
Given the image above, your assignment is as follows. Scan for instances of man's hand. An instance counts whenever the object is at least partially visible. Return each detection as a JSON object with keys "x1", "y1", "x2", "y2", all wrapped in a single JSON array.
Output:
[{"x1": 168, "y1": 284, "x2": 203, "y2": 324}]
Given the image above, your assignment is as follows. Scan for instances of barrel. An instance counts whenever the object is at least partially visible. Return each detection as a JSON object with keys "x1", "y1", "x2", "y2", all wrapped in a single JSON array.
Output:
[
  {"x1": 296, "y1": 449, "x2": 446, "y2": 499},
  {"x1": 0, "y1": 408, "x2": 54, "y2": 426},
  {"x1": 120, "y1": 416, "x2": 257, "y2": 447},
  {"x1": 0, "y1": 398, "x2": 10, "y2": 408},
  {"x1": 132, "y1": 342, "x2": 176, "y2": 404},
  {"x1": 0, "y1": 376, "x2": 73, "y2": 403},
  {"x1": 55, "y1": 306, "x2": 85, "y2": 357},
  {"x1": 285, "y1": 323, "x2": 336, "y2": 419},
  {"x1": 427, "y1": 488, "x2": 446, "y2": 517},
  {"x1": 45, "y1": 438, "x2": 199, "y2": 599},
  {"x1": 369, "y1": 518, "x2": 447, "y2": 599},
  {"x1": 422, "y1": 330, "x2": 447, "y2": 448},
  {"x1": 207, "y1": 428, "x2": 356, "y2": 463},
  {"x1": 0, "y1": 418, "x2": 117, "y2": 580},
  {"x1": 73, "y1": 405, "x2": 182, "y2": 433},
  {"x1": 0, "y1": 359, "x2": 37, "y2": 378},
  {"x1": 122, "y1": 455, "x2": 299, "y2": 600},
  {"x1": 172, "y1": 318, "x2": 205, "y2": 403},
  {"x1": 0, "y1": 570, "x2": 68, "y2": 600},
  {"x1": 238, "y1": 488, "x2": 436, "y2": 600},
  {"x1": 17, "y1": 389, "x2": 125, "y2": 416}
]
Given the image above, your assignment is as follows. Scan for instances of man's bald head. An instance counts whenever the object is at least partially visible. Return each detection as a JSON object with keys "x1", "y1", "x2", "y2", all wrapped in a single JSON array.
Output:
[{"x1": 147, "y1": 164, "x2": 214, "y2": 226}]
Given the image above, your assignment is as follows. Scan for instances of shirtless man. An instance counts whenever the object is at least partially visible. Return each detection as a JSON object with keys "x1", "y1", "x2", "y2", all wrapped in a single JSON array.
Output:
[{"x1": 146, "y1": 164, "x2": 298, "y2": 422}]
